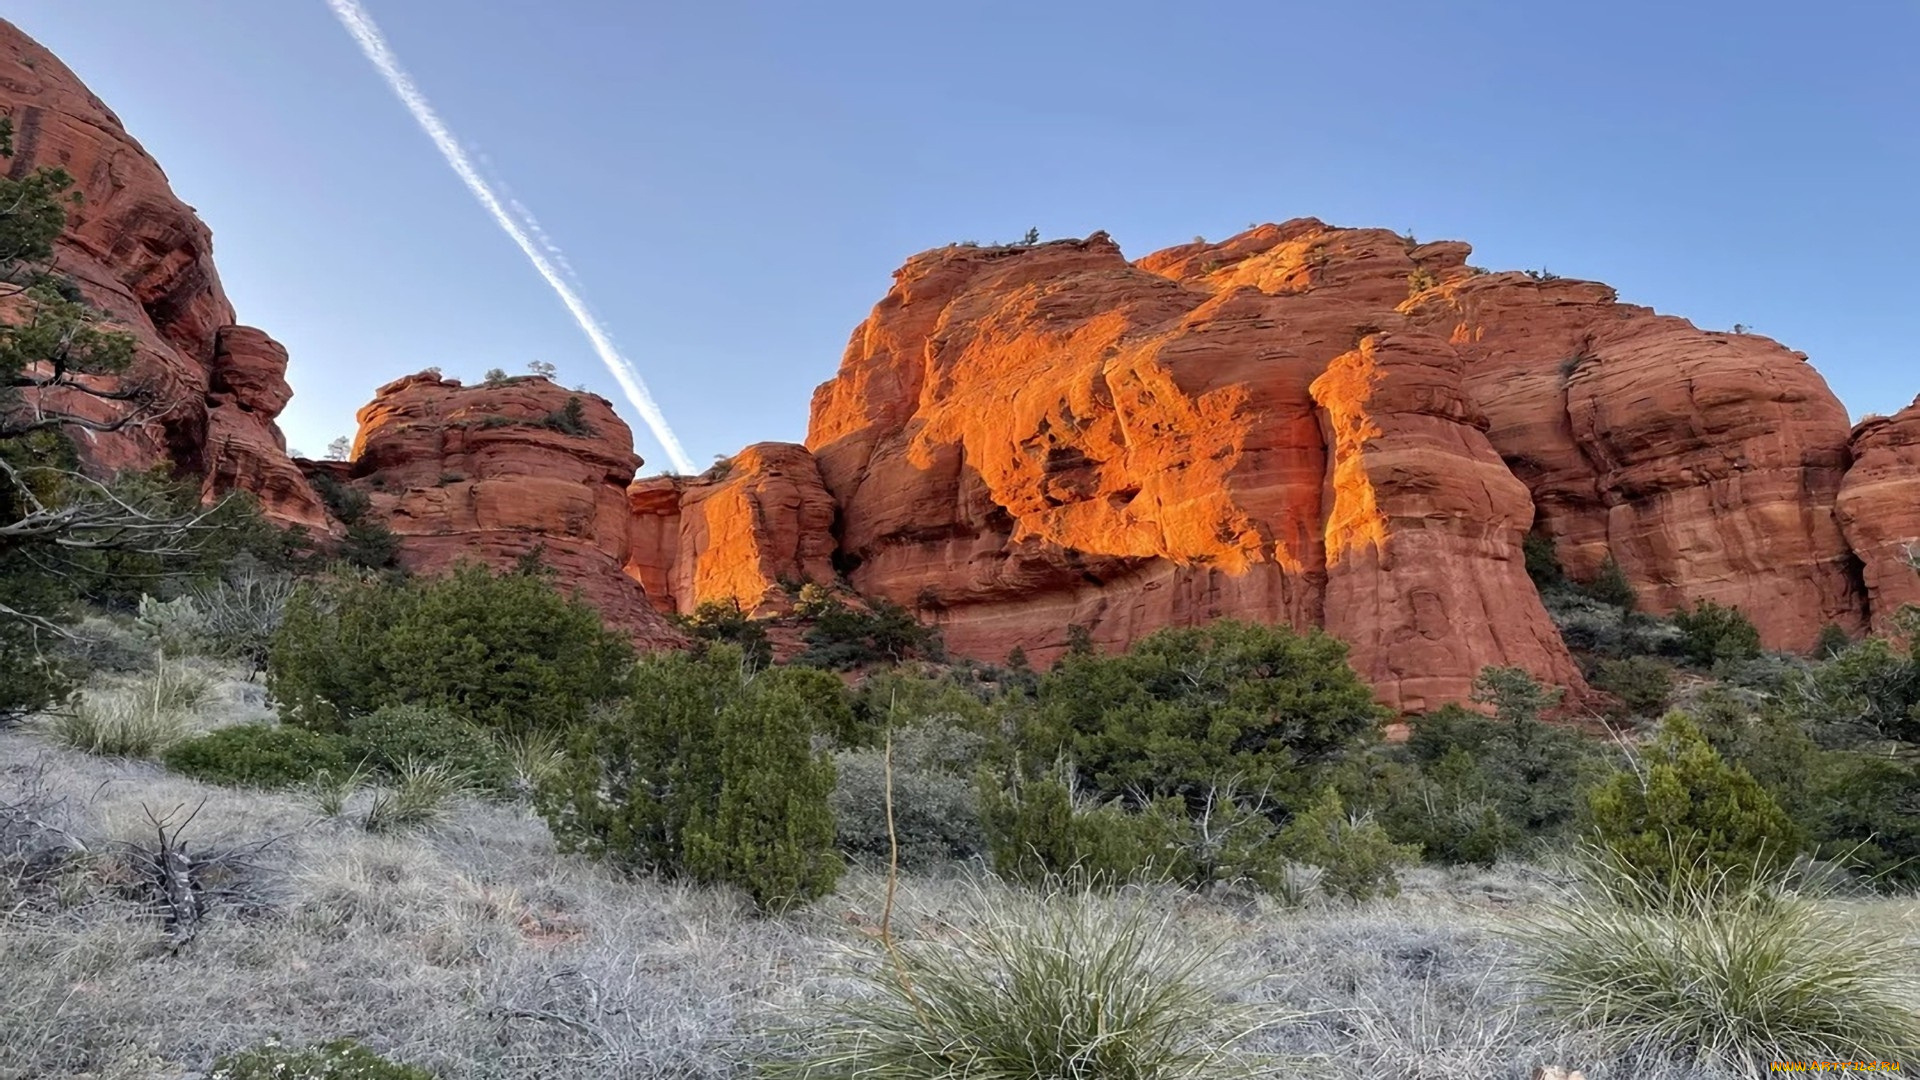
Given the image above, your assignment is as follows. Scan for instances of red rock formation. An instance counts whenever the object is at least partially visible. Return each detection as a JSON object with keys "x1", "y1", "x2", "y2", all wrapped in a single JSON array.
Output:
[
  {"x1": 1837, "y1": 398, "x2": 1920, "y2": 631},
  {"x1": 328, "y1": 372, "x2": 683, "y2": 648},
  {"x1": 798, "y1": 221, "x2": 1880, "y2": 707},
  {"x1": 0, "y1": 19, "x2": 328, "y2": 528},
  {"x1": 1407, "y1": 271, "x2": 1863, "y2": 651},
  {"x1": 1311, "y1": 333, "x2": 1581, "y2": 706},
  {"x1": 625, "y1": 442, "x2": 838, "y2": 616}
]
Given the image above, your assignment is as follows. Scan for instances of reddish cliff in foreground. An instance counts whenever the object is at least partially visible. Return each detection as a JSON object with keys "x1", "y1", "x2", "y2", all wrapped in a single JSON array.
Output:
[{"x1": 0, "y1": 21, "x2": 328, "y2": 530}]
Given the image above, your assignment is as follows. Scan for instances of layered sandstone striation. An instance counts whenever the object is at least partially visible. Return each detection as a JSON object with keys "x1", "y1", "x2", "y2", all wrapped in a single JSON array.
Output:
[
  {"x1": 796, "y1": 221, "x2": 1885, "y2": 707},
  {"x1": 1837, "y1": 398, "x2": 1920, "y2": 631},
  {"x1": 323, "y1": 372, "x2": 683, "y2": 648},
  {"x1": 0, "y1": 20, "x2": 329, "y2": 528}
]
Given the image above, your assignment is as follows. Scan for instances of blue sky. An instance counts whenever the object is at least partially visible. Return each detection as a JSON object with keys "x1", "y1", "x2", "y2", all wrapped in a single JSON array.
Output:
[{"x1": 11, "y1": 1, "x2": 1917, "y2": 473}]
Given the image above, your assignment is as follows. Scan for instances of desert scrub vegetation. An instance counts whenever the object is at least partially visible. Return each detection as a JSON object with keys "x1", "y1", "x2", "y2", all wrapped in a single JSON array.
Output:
[
  {"x1": 42, "y1": 658, "x2": 218, "y2": 757},
  {"x1": 210, "y1": 1038, "x2": 434, "y2": 1079},
  {"x1": 164, "y1": 722, "x2": 352, "y2": 788},
  {"x1": 270, "y1": 562, "x2": 633, "y2": 736},
  {"x1": 5, "y1": 682, "x2": 1919, "y2": 1079},
  {"x1": 540, "y1": 644, "x2": 842, "y2": 912},
  {"x1": 1512, "y1": 859, "x2": 1920, "y2": 1072},
  {"x1": 765, "y1": 885, "x2": 1265, "y2": 1079}
]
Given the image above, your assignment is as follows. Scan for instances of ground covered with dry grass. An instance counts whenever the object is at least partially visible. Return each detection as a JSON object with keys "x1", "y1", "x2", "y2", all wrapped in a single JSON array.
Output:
[{"x1": 3, "y1": 662, "x2": 1915, "y2": 1080}]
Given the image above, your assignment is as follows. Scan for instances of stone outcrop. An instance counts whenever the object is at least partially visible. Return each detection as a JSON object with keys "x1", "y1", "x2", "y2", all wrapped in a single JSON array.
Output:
[
  {"x1": 1837, "y1": 398, "x2": 1920, "y2": 632},
  {"x1": 322, "y1": 372, "x2": 683, "y2": 648},
  {"x1": 1405, "y1": 266, "x2": 1862, "y2": 651},
  {"x1": 626, "y1": 442, "x2": 838, "y2": 616},
  {"x1": 797, "y1": 221, "x2": 1886, "y2": 708},
  {"x1": 0, "y1": 19, "x2": 329, "y2": 529}
]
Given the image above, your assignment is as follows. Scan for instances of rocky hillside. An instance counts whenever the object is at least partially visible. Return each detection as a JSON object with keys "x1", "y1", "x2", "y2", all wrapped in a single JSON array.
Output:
[
  {"x1": 7, "y1": 17, "x2": 1914, "y2": 710},
  {"x1": 0, "y1": 21, "x2": 329, "y2": 531}
]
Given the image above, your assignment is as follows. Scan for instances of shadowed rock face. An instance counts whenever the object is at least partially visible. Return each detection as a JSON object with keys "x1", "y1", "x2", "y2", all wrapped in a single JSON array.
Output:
[
  {"x1": 0, "y1": 19, "x2": 328, "y2": 529},
  {"x1": 318, "y1": 373, "x2": 685, "y2": 649},
  {"x1": 1838, "y1": 398, "x2": 1920, "y2": 632}
]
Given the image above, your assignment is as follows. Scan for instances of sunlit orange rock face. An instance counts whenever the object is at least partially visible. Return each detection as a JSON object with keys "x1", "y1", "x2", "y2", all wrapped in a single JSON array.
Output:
[
  {"x1": 0, "y1": 20, "x2": 329, "y2": 529},
  {"x1": 1837, "y1": 398, "x2": 1920, "y2": 632},
  {"x1": 802, "y1": 221, "x2": 1876, "y2": 708},
  {"x1": 328, "y1": 372, "x2": 683, "y2": 648},
  {"x1": 625, "y1": 442, "x2": 838, "y2": 616}
]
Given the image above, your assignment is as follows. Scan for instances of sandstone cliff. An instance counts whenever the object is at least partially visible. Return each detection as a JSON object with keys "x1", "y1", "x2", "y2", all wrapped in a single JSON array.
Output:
[
  {"x1": 1838, "y1": 397, "x2": 1920, "y2": 632},
  {"x1": 0, "y1": 20, "x2": 328, "y2": 529},
  {"x1": 317, "y1": 372, "x2": 684, "y2": 648},
  {"x1": 784, "y1": 221, "x2": 1894, "y2": 707}
]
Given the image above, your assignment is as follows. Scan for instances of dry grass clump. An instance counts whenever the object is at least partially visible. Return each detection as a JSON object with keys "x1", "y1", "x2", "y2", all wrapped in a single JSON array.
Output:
[
  {"x1": 766, "y1": 883, "x2": 1267, "y2": 1079},
  {"x1": 42, "y1": 657, "x2": 225, "y2": 759},
  {"x1": 362, "y1": 760, "x2": 470, "y2": 834},
  {"x1": 1512, "y1": 868, "x2": 1920, "y2": 1072},
  {"x1": 46, "y1": 687, "x2": 192, "y2": 758}
]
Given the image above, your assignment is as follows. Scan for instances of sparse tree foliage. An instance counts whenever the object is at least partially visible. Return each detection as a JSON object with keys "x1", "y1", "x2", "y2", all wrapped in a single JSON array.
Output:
[{"x1": 1, "y1": 119, "x2": 230, "y2": 719}]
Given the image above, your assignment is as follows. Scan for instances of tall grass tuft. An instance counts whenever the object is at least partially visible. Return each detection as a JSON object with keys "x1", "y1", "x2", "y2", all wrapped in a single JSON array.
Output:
[
  {"x1": 1511, "y1": 861, "x2": 1920, "y2": 1072},
  {"x1": 304, "y1": 763, "x2": 372, "y2": 818},
  {"x1": 362, "y1": 760, "x2": 468, "y2": 834},
  {"x1": 767, "y1": 885, "x2": 1266, "y2": 1079},
  {"x1": 45, "y1": 690, "x2": 189, "y2": 758}
]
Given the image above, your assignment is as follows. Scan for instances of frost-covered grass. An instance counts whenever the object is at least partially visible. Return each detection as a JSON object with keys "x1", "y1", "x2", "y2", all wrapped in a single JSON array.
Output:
[{"x1": 1, "y1": 664, "x2": 1914, "y2": 1080}]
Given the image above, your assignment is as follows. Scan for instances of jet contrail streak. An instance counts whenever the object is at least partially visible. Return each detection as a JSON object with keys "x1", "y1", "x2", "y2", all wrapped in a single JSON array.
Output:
[{"x1": 325, "y1": 0, "x2": 696, "y2": 474}]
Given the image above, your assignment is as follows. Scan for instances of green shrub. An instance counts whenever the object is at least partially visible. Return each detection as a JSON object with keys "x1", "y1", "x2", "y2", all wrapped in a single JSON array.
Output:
[
  {"x1": 1541, "y1": 591, "x2": 1683, "y2": 659},
  {"x1": 1589, "y1": 656, "x2": 1675, "y2": 717},
  {"x1": 1522, "y1": 530, "x2": 1565, "y2": 591},
  {"x1": 1387, "y1": 672, "x2": 1599, "y2": 859},
  {"x1": 308, "y1": 473, "x2": 399, "y2": 570},
  {"x1": 1671, "y1": 600, "x2": 1763, "y2": 668},
  {"x1": 677, "y1": 597, "x2": 772, "y2": 667},
  {"x1": 1583, "y1": 556, "x2": 1637, "y2": 611},
  {"x1": 1277, "y1": 786, "x2": 1417, "y2": 902},
  {"x1": 540, "y1": 395, "x2": 593, "y2": 436},
  {"x1": 766, "y1": 889, "x2": 1260, "y2": 1080},
  {"x1": 1029, "y1": 620, "x2": 1382, "y2": 809},
  {"x1": 979, "y1": 767, "x2": 1290, "y2": 894},
  {"x1": 832, "y1": 720, "x2": 987, "y2": 871},
  {"x1": 1587, "y1": 713, "x2": 1803, "y2": 901},
  {"x1": 1375, "y1": 749, "x2": 1520, "y2": 867},
  {"x1": 269, "y1": 563, "x2": 632, "y2": 736},
  {"x1": 794, "y1": 594, "x2": 941, "y2": 670},
  {"x1": 1792, "y1": 636, "x2": 1919, "y2": 747},
  {"x1": 346, "y1": 703, "x2": 512, "y2": 793},
  {"x1": 1813, "y1": 622, "x2": 1852, "y2": 659},
  {"x1": 1514, "y1": 870, "x2": 1920, "y2": 1072},
  {"x1": 164, "y1": 724, "x2": 350, "y2": 788},
  {"x1": 539, "y1": 645, "x2": 841, "y2": 912},
  {"x1": 210, "y1": 1038, "x2": 433, "y2": 1079}
]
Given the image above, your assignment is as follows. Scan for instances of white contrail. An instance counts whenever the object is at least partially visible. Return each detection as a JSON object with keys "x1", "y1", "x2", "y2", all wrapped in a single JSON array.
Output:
[{"x1": 325, "y1": 0, "x2": 696, "y2": 474}]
